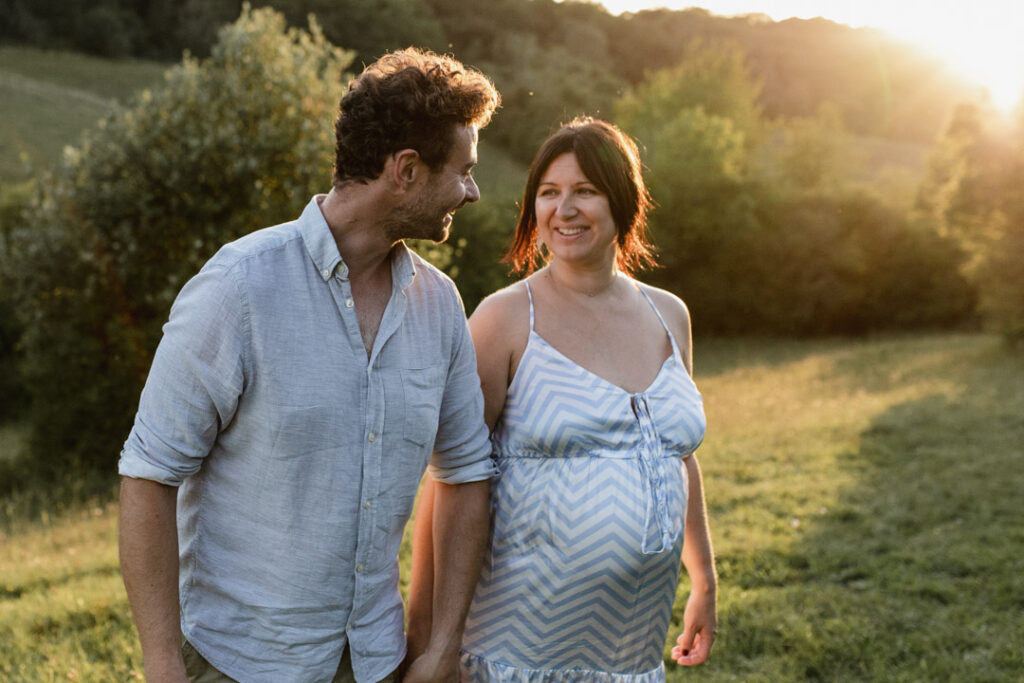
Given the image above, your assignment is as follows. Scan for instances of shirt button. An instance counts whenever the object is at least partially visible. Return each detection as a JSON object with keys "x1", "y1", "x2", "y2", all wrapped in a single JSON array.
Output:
[
  {"x1": 339, "y1": 264, "x2": 348, "y2": 277},
  {"x1": 368, "y1": 432, "x2": 376, "y2": 442},
  {"x1": 345, "y1": 298, "x2": 354, "y2": 308},
  {"x1": 356, "y1": 564, "x2": 363, "y2": 573},
  {"x1": 364, "y1": 500, "x2": 371, "y2": 510}
]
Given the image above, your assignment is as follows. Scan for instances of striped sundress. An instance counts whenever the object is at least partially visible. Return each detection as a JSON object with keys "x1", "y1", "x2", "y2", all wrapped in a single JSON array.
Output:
[{"x1": 460, "y1": 280, "x2": 707, "y2": 682}]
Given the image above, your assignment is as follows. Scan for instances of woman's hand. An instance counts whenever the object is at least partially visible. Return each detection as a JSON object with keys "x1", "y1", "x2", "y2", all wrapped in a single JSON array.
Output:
[
  {"x1": 670, "y1": 586, "x2": 717, "y2": 666},
  {"x1": 401, "y1": 648, "x2": 459, "y2": 683}
]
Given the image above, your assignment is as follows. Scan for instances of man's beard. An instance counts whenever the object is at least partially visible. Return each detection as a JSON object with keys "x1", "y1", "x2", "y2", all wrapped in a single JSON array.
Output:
[{"x1": 383, "y1": 198, "x2": 454, "y2": 244}]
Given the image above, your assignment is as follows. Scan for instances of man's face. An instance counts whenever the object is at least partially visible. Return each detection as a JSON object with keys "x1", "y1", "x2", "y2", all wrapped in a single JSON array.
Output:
[{"x1": 390, "y1": 125, "x2": 480, "y2": 243}]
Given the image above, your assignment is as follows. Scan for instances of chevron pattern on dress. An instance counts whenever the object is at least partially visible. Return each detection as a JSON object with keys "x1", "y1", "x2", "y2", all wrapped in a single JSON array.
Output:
[
  {"x1": 461, "y1": 281, "x2": 706, "y2": 681},
  {"x1": 463, "y1": 456, "x2": 686, "y2": 672}
]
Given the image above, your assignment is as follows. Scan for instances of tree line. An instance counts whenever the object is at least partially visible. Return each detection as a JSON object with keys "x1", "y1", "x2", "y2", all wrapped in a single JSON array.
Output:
[{"x1": 0, "y1": 3, "x2": 1021, "y2": 487}]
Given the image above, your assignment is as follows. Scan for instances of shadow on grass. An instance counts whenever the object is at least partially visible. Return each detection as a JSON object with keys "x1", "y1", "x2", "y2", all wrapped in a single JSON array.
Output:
[
  {"x1": 722, "y1": 338, "x2": 1024, "y2": 681},
  {"x1": 1, "y1": 565, "x2": 121, "y2": 601}
]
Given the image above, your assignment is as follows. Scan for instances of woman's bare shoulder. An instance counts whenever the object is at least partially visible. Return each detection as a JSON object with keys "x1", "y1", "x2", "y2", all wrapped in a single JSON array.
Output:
[
  {"x1": 636, "y1": 282, "x2": 692, "y2": 331},
  {"x1": 468, "y1": 280, "x2": 532, "y2": 345},
  {"x1": 471, "y1": 280, "x2": 530, "y2": 324}
]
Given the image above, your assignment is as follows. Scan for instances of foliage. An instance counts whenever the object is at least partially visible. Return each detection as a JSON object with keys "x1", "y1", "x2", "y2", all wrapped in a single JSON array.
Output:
[
  {"x1": 0, "y1": 0, "x2": 243, "y2": 59},
  {"x1": 3, "y1": 0, "x2": 978, "y2": 147},
  {"x1": 616, "y1": 40, "x2": 763, "y2": 148},
  {"x1": 746, "y1": 193, "x2": 975, "y2": 335},
  {"x1": 769, "y1": 102, "x2": 852, "y2": 192},
  {"x1": 919, "y1": 103, "x2": 1024, "y2": 344},
  {"x1": 0, "y1": 181, "x2": 33, "y2": 422},
  {"x1": 614, "y1": 46, "x2": 973, "y2": 335},
  {"x1": 254, "y1": 0, "x2": 446, "y2": 66},
  {"x1": 4, "y1": 334, "x2": 1023, "y2": 680},
  {"x1": 3, "y1": 7, "x2": 353, "y2": 478},
  {"x1": 424, "y1": 0, "x2": 625, "y2": 163}
]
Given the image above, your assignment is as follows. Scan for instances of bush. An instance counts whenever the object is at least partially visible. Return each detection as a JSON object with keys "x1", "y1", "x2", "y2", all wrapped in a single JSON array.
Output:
[
  {"x1": 0, "y1": 181, "x2": 35, "y2": 422},
  {"x1": 918, "y1": 102, "x2": 1024, "y2": 345},
  {"x1": 748, "y1": 192, "x2": 975, "y2": 335},
  {"x1": 616, "y1": 50, "x2": 975, "y2": 336},
  {"x1": 5, "y1": 6, "x2": 354, "y2": 478}
]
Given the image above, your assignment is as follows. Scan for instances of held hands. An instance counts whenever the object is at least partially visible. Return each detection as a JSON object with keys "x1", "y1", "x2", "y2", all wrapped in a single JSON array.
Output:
[
  {"x1": 142, "y1": 657, "x2": 190, "y2": 683},
  {"x1": 670, "y1": 586, "x2": 717, "y2": 666},
  {"x1": 401, "y1": 648, "x2": 462, "y2": 683}
]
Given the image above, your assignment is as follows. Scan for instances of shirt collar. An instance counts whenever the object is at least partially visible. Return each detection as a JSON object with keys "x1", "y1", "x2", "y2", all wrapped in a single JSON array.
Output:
[
  {"x1": 299, "y1": 195, "x2": 418, "y2": 289},
  {"x1": 299, "y1": 196, "x2": 345, "y2": 281},
  {"x1": 390, "y1": 241, "x2": 417, "y2": 292}
]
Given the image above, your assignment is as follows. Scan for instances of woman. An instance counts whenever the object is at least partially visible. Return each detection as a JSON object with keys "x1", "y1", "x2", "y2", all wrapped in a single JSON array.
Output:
[{"x1": 408, "y1": 117, "x2": 717, "y2": 680}]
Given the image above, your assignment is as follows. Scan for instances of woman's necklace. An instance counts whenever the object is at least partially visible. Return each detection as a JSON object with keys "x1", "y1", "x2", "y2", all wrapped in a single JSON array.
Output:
[{"x1": 545, "y1": 265, "x2": 620, "y2": 299}]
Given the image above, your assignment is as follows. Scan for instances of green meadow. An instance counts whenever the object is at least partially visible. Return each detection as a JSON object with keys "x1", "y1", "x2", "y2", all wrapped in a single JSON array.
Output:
[
  {"x1": 2, "y1": 333, "x2": 1021, "y2": 681},
  {"x1": 0, "y1": 46, "x2": 167, "y2": 183}
]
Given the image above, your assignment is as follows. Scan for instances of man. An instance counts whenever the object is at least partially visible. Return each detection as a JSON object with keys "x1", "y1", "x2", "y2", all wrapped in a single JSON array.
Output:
[{"x1": 118, "y1": 48, "x2": 500, "y2": 683}]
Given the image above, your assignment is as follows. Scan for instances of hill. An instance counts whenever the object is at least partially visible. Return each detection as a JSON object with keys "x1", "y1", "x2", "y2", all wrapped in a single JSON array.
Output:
[{"x1": 0, "y1": 46, "x2": 168, "y2": 183}]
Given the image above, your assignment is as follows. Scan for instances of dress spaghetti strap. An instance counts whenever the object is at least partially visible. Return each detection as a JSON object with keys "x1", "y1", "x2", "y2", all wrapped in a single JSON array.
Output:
[
  {"x1": 524, "y1": 280, "x2": 536, "y2": 332},
  {"x1": 636, "y1": 285, "x2": 682, "y2": 360}
]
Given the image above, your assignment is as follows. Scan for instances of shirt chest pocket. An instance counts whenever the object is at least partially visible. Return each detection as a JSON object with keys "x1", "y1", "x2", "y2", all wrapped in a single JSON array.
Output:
[{"x1": 399, "y1": 365, "x2": 446, "y2": 449}]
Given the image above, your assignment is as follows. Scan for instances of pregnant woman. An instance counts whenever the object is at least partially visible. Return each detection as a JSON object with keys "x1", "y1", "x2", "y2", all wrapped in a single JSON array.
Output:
[{"x1": 408, "y1": 117, "x2": 717, "y2": 681}]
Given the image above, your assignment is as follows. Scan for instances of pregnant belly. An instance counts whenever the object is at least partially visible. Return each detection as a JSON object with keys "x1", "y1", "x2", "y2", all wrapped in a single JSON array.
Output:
[
  {"x1": 464, "y1": 456, "x2": 686, "y2": 668},
  {"x1": 487, "y1": 456, "x2": 684, "y2": 583}
]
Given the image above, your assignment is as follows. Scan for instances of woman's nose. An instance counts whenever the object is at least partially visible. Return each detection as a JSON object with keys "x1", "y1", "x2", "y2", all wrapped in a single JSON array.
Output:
[{"x1": 556, "y1": 194, "x2": 576, "y2": 216}]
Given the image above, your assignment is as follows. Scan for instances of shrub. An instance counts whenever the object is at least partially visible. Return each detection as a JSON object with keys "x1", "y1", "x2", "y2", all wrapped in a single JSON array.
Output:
[{"x1": 5, "y1": 6, "x2": 353, "y2": 477}]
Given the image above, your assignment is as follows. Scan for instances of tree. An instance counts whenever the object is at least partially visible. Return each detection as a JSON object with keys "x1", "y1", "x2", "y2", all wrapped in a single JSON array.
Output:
[
  {"x1": 613, "y1": 43, "x2": 972, "y2": 335},
  {"x1": 616, "y1": 39, "x2": 763, "y2": 147},
  {"x1": 614, "y1": 44, "x2": 762, "y2": 329},
  {"x1": 4, "y1": 7, "x2": 354, "y2": 477},
  {"x1": 918, "y1": 102, "x2": 1024, "y2": 343},
  {"x1": 256, "y1": 0, "x2": 446, "y2": 66}
]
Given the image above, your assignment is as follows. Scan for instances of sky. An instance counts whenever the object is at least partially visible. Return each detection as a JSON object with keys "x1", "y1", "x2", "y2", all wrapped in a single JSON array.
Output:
[{"x1": 593, "y1": 1, "x2": 1024, "y2": 111}]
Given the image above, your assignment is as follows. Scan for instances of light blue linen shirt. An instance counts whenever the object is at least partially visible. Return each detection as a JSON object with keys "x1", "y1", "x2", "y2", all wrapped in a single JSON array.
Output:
[{"x1": 119, "y1": 196, "x2": 495, "y2": 683}]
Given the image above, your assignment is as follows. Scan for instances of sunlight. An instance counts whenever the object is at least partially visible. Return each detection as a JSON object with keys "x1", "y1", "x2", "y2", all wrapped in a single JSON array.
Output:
[
  {"x1": 887, "y1": 5, "x2": 1024, "y2": 113},
  {"x1": 597, "y1": 0, "x2": 1024, "y2": 113}
]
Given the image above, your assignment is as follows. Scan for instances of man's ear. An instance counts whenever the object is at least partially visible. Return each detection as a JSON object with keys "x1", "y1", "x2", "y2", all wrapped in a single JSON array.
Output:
[{"x1": 390, "y1": 148, "x2": 423, "y2": 192}]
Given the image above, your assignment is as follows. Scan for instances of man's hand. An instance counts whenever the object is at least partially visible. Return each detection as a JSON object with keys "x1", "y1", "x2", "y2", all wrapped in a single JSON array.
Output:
[
  {"x1": 141, "y1": 655, "x2": 190, "y2": 683},
  {"x1": 401, "y1": 647, "x2": 459, "y2": 683}
]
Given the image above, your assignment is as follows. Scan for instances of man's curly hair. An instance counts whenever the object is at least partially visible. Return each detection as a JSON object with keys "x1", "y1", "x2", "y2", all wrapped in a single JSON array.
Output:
[{"x1": 333, "y1": 48, "x2": 500, "y2": 185}]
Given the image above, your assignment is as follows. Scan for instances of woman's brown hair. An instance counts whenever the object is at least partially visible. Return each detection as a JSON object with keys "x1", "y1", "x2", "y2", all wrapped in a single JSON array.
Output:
[{"x1": 504, "y1": 117, "x2": 656, "y2": 275}]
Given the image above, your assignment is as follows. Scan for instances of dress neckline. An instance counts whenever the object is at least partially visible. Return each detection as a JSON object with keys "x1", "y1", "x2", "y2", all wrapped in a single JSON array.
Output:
[
  {"x1": 528, "y1": 329, "x2": 674, "y2": 397},
  {"x1": 514, "y1": 279, "x2": 684, "y2": 397}
]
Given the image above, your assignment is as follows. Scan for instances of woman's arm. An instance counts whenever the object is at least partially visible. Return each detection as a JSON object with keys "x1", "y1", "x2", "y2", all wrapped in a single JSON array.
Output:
[
  {"x1": 672, "y1": 453, "x2": 718, "y2": 665},
  {"x1": 648, "y1": 285, "x2": 718, "y2": 665},
  {"x1": 405, "y1": 286, "x2": 527, "y2": 666}
]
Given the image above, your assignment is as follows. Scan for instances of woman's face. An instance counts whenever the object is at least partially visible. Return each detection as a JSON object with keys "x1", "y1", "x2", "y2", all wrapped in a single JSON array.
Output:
[{"x1": 535, "y1": 152, "x2": 617, "y2": 267}]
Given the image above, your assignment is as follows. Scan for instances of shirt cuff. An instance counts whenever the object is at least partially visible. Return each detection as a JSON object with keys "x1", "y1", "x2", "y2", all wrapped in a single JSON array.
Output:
[{"x1": 426, "y1": 454, "x2": 497, "y2": 485}]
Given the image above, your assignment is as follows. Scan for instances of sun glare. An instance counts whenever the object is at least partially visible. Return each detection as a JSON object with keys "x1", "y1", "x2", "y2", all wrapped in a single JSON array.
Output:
[
  {"x1": 884, "y1": 4, "x2": 1024, "y2": 114},
  {"x1": 597, "y1": 1, "x2": 1024, "y2": 113}
]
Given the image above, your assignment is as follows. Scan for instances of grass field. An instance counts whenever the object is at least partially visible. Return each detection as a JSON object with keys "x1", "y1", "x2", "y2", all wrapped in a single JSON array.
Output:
[
  {"x1": 0, "y1": 46, "x2": 168, "y2": 183},
  {"x1": 2, "y1": 333, "x2": 1021, "y2": 681}
]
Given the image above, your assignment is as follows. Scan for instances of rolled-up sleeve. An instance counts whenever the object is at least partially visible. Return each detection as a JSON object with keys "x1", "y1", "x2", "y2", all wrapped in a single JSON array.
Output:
[
  {"x1": 427, "y1": 292, "x2": 495, "y2": 485},
  {"x1": 119, "y1": 263, "x2": 248, "y2": 485}
]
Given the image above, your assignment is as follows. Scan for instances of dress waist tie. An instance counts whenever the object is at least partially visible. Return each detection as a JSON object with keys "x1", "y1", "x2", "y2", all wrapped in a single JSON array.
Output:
[{"x1": 631, "y1": 394, "x2": 676, "y2": 555}]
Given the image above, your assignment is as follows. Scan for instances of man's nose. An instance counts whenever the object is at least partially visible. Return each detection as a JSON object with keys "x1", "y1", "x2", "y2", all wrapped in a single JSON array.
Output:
[{"x1": 465, "y1": 176, "x2": 480, "y2": 203}]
